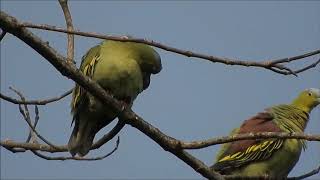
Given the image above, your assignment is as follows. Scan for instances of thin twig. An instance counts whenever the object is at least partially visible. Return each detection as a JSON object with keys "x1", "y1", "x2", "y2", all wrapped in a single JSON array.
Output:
[
  {"x1": 10, "y1": 87, "x2": 38, "y2": 144},
  {"x1": 0, "y1": 89, "x2": 72, "y2": 105},
  {"x1": 181, "y1": 132, "x2": 320, "y2": 149},
  {"x1": 58, "y1": 0, "x2": 74, "y2": 64},
  {"x1": 293, "y1": 58, "x2": 320, "y2": 74},
  {"x1": 20, "y1": 22, "x2": 320, "y2": 76},
  {"x1": 9, "y1": 86, "x2": 38, "y2": 144},
  {"x1": 30, "y1": 136, "x2": 120, "y2": 161},
  {"x1": 26, "y1": 105, "x2": 40, "y2": 143},
  {"x1": 9, "y1": 87, "x2": 61, "y2": 150},
  {"x1": 92, "y1": 119, "x2": 125, "y2": 149}
]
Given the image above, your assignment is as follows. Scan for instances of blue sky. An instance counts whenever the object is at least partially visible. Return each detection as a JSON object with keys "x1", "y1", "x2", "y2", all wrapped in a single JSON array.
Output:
[{"x1": 1, "y1": 1, "x2": 319, "y2": 179}]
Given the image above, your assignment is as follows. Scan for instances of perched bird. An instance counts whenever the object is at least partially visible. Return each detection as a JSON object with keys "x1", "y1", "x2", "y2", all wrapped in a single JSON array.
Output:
[
  {"x1": 68, "y1": 40, "x2": 162, "y2": 157},
  {"x1": 211, "y1": 88, "x2": 320, "y2": 178}
]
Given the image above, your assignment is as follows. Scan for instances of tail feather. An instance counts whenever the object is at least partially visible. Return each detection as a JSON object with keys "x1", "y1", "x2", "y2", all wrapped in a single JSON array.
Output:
[
  {"x1": 68, "y1": 115, "x2": 96, "y2": 157},
  {"x1": 68, "y1": 112, "x2": 114, "y2": 157}
]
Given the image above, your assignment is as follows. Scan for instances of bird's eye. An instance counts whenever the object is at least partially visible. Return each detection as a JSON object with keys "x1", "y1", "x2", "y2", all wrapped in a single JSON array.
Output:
[{"x1": 308, "y1": 92, "x2": 312, "y2": 96}]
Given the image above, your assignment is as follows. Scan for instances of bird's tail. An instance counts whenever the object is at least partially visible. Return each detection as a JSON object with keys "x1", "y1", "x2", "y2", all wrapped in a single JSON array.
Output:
[{"x1": 68, "y1": 114, "x2": 96, "y2": 157}]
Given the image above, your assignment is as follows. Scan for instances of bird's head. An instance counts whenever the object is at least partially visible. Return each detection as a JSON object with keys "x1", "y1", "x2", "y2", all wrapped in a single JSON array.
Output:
[
  {"x1": 132, "y1": 43, "x2": 162, "y2": 90},
  {"x1": 292, "y1": 88, "x2": 320, "y2": 113},
  {"x1": 134, "y1": 44, "x2": 162, "y2": 74}
]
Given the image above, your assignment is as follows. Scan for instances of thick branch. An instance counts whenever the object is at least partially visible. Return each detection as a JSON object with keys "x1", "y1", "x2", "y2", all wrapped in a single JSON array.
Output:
[
  {"x1": 181, "y1": 132, "x2": 320, "y2": 149},
  {"x1": 20, "y1": 22, "x2": 320, "y2": 75},
  {"x1": 0, "y1": 89, "x2": 72, "y2": 105},
  {"x1": 0, "y1": 11, "x2": 223, "y2": 180}
]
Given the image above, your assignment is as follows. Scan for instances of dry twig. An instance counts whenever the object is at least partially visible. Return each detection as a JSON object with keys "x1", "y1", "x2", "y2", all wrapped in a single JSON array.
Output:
[
  {"x1": 58, "y1": 0, "x2": 74, "y2": 64},
  {"x1": 0, "y1": 89, "x2": 72, "y2": 105},
  {"x1": 92, "y1": 119, "x2": 125, "y2": 149},
  {"x1": 181, "y1": 132, "x2": 320, "y2": 149},
  {"x1": 20, "y1": 22, "x2": 320, "y2": 76},
  {"x1": 9, "y1": 87, "x2": 59, "y2": 149},
  {"x1": 30, "y1": 136, "x2": 120, "y2": 161}
]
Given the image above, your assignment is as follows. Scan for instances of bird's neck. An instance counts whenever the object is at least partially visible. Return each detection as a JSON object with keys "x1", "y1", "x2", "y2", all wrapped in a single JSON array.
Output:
[{"x1": 291, "y1": 100, "x2": 311, "y2": 114}]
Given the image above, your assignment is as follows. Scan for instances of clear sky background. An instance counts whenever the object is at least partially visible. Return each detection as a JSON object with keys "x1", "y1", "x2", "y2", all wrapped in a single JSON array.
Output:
[{"x1": 1, "y1": 1, "x2": 319, "y2": 179}]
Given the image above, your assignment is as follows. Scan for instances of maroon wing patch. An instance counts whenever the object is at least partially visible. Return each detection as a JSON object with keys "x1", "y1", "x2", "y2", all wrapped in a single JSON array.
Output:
[{"x1": 211, "y1": 110, "x2": 284, "y2": 174}]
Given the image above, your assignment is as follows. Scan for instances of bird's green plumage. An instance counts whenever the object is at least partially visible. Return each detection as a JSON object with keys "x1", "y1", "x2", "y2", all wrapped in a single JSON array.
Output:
[
  {"x1": 212, "y1": 88, "x2": 320, "y2": 178},
  {"x1": 68, "y1": 40, "x2": 162, "y2": 156}
]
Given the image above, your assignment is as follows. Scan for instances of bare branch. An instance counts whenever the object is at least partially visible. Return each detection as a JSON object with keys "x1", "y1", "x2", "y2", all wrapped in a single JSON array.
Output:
[
  {"x1": 30, "y1": 136, "x2": 120, "y2": 161},
  {"x1": 26, "y1": 105, "x2": 40, "y2": 143},
  {"x1": 1, "y1": 140, "x2": 67, "y2": 152},
  {"x1": 0, "y1": 89, "x2": 72, "y2": 105},
  {"x1": 58, "y1": 0, "x2": 74, "y2": 64},
  {"x1": 92, "y1": 119, "x2": 125, "y2": 149},
  {"x1": 293, "y1": 58, "x2": 320, "y2": 74},
  {"x1": 181, "y1": 132, "x2": 320, "y2": 149},
  {"x1": 288, "y1": 165, "x2": 320, "y2": 180},
  {"x1": 20, "y1": 22, "x2": 320, "y2": 76},
  {"x1": 9, "y1": 87, "x2": 39, "y2": 144},
  {"x1": 9, "y1": 87, "x2": 61, "y2": 149}
]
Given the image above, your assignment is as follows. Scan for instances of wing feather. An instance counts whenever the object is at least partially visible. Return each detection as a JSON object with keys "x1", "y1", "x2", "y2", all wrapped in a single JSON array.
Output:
[{"x1": 212, "y1": 111, "x2": 284, "y2": 174}]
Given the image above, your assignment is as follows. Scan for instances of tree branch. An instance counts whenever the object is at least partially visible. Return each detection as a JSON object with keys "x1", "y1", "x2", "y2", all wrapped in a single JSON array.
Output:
[
  {"x1": 9, "y1": 86, "x2": 59, "y2": 149},
  {"x1": 0, "y1": 11, "x2": 224, "y2": 179},
  {"x1": 58, "y1": 0, "x2": 74, "y2": 64},
  {"x1": 181, "y1": 132, "x2": 320, "y2": 149},
  {"x1": 0, "y1": 89, "x2": 72, "y2": 105},
  {"x1": 20, "y1": 22, "x2": 320, "y2": 76},
  {"x1": 92, "y1": 119, "x2": 125, "y2": 149},
  {"x1": 30, "y1": 136, "x2": 120, "y2": 161},
  {"x1": 26, "y1": 105, "x2": 39, "y2": 143}
]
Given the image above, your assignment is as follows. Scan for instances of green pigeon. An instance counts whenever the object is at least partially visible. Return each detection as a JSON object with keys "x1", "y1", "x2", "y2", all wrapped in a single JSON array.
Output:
[
  {"x1": 211, "y1": 88, "x2": 320, "y2": 178},
  {"x1": 68, "y1": 40, "x2": 162, "y2": 157}
]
